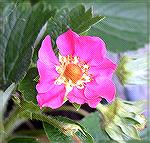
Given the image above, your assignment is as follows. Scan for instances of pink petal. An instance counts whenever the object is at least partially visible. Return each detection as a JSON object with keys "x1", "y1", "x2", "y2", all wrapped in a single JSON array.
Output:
[
  {"x1": 37, "y1": 84, "x2": 66, "y2": 109},
  {"x1": 67, "y1": 87, "x2": 85, "y2": 104},
  {"x1": 85, "y1": 79, "x2": 116, "y2": 103},
  {"x1": 39, "y1": 35, "x2": 58, "y2": 65},
  {"x1": 89, "y1": 58, "x2": 117, "y2": 79},
  {"x1": 56, "y1": 29, "x2": 79, "y2": 56},
  {"x1": 36, "y1": 60, "x2": 59, "y2": 93},
  {"x1": 74, "y1": 36, "x2": 106, "y2": 64},
  {"x1": 84, "y1": 81, "x2": 100, "y2": 100},
  {"x1": 86, "y1": 98, "x2": 102, "y2": 108}
]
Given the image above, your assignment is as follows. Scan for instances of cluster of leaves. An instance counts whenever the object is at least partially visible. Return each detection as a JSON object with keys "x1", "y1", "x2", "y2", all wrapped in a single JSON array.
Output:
[
  {"x1": 100, "y1": 98, "x2": 147, "y2": 142},
  {"x1": 81, "y1": 112, "x2": 150, "y2": 143},
  {"x1": 0, "y1": 0, "x2": 149, "y2": 143},
  {"x1": 39, "y1": 0, "x2": 149, "y2": 52},
  {"x1": 0, "y1": 1, "x2": 103, "y2": 143},
  {"x1": 87, "y1": 2, "x2": 148, "y2": 52}
]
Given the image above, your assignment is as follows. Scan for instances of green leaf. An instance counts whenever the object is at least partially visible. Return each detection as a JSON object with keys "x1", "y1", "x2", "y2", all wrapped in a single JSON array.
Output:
[
  {"x1": 19, "y1": 110, "x2": 84, "y2": 143},
  {"x1": 1, "y1": 84, "x2": 15, "y2": 141},
  {"x1": 46, "y1": 4, "x2": 104, "y2": 51},
  {"x1": 69, "y1": 5, "x2": 104, "y2": 34},
  {"x1": 1, "y1": 3, "x2": 55, "y2": 84},
  {"x1": 87, "y1": 3, "x2": 148, "y2": 52},
  {"x1": 25, "y1": 2, "x2": 149, "y2": 53},
  {"x1": 105, "y1": 123, "x2": 125, "y2": 143},
  {"x1": 75, "y1": 130, "x2": 94, "y2": 143},
  {"x1": 13, "y1": 98, "x2": 65, "y2": 131},
  {"x1": 3, "y1": 98, "x2": 41, "y2": 135},
  {"x1": 123, "y1": 100, "x2": 146, "y2": 114},
  {"x1": 8, "y1": 137, "x2": 39, "y2": 143},
  {"x1": 0, "y1": 83, "x2": 15, "y2": 113},
  {"x1": 80, "y1": 112, "x2": 110, "y2": 142},
  {"x1": 122, "y1": 117, "x2": 140, "y2": 126},
  {"x1": 114, "y1": 116, "x2": 141, "y2": 140},
  {"x1": 55, "y1": 116, "x2": 94, "y2": 143},
  {"x1": 14, "y1": 98, "x2": 41, "y2": 114},
  {"x1": 18, "y1": 110, "x2": 65, "y2": 134},
  {"x1": 43, "y1": 122, "x2": 72, "y2": 143},
  {"x1": 43, "y1": 116, "x2": 94, "y2": 143},
  {"x1": 120, "y1": 125, "x2": 140, "y2": 140},
  {"x1": 0, "y1": 2, "x2": 5, "y2": 84},
  {"x1": 18, "y1": 68, "x2": 38, "y2": 104}
]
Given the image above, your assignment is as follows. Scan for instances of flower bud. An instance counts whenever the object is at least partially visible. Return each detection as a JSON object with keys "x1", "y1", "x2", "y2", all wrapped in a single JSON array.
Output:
[
  {"x1": 96, "y1": 98, "x2": 147, "y2": 143},
  {"x1": 116, "y1": 54, "x2": 150, "y2": 85}
]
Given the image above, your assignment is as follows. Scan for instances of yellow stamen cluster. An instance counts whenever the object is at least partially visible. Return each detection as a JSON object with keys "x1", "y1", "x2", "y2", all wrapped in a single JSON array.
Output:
[{"x1": 55, "y1": 54, "x2": 92, "y2": 93}]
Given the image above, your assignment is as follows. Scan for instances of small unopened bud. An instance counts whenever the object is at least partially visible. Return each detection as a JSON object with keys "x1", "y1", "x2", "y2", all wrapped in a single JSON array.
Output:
[
  {"x1": 96, "y1": 98, "x2": 147, "y2": 142},
  {"x1": 116, "y1": 54, "x2": 150, "y2": 85}
]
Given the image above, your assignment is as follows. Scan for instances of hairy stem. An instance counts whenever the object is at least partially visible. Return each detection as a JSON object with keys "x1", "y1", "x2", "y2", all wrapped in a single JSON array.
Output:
[
  {"x1": 4, "y1": 106, "x2": 26, "y2": 139},
  {"x1": 44, "y1": 105, "x2": 90, "y2": 117}
]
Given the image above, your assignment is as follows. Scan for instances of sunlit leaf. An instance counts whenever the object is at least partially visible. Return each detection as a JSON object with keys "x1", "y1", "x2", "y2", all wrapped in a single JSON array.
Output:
[
  {"x1": 87, "y1": 2, "x2": 148, "y2": 52},
  {"x1": 80, "y1": 112, "x2": 110, "y2": 142}
]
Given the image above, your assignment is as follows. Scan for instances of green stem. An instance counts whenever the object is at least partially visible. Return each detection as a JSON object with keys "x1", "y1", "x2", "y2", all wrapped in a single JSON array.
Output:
[
  {"x1": 4, "y1": 106, "x2": 26, "y2": 137},
  {"x1": 60, "y1": 106, "x2": 89, "y2": 117},
  {"x1": 31, "y1": 112, "x2": 62, "y2": 129},
  {"x1": 14, "y1": 129, "x2": 45, "y2": 136},
  {"x1": 44, "y1": 105, "x2": 89, "y2": 117},
  {"x1": 0, "y1": 114, "x2": 4, "y2": 133},
  {"x1": 0, "y1": 118, "x2": 4, "y2": 143}
]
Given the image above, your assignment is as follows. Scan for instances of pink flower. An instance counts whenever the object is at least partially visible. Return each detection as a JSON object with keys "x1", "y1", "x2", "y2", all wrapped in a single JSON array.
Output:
[{"x1": 36, "y1": 29, "x2": 116, "y2": 109}]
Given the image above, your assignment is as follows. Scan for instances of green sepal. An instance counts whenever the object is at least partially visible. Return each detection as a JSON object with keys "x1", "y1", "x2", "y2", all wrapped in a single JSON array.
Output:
[{"x1": 72, "y1": 103, "x2": 81, "y2": 111}]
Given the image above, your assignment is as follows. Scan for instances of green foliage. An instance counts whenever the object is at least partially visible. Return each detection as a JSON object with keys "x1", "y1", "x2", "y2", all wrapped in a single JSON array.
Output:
[
  {"x1": 105, "y1": 123, "x2": 125, "y2": 143},
  {"x1": 87, "y1": 3, "x2": 148, "y2": 52},
  {"x1": 43, "y1": 116, "x2": 94, "y2": 143},
  {"x1": 80, "y1": 111, "x2": 149, "y2": 143},
  {"x1": 0, "y1": 83, "x2": 15, "y2": 114},
  {"x1": 96, "y1": 99, "x2": 147, "y2": 143},
  {"x1": 3, "y1": 97, "x2": 41, "y2": 136},
  {"x1": 11, "y1": 98, "x2": 93, "y2": 143},
  {"x1": 31, "y1": 1, "x2": 148, "y2": 52},
  {"x1": 13, "y1": 98, "x2": 41, "y2": 114},
  {"x1": 0, "y1": 83, "x2": 15, "y2": 142},
  {"x1": 56, "y1": 116, "x2": 94, "y2": 143},
  {"x1": 32, "y1": 4, "x2": 104, "y2": 62},
  {"x1": 18, "y1": 109, "x2": 93, "y2": 143},
  {"x1": 80, "y1": 112, "x2": 110, "y2": 143},
  {"x1": 1, "y1": 3, "x2": 55, "y2": 85},
  {"x1": 1, "y1": 1, "x2": 149, "y2": 143},
  {"x1": 45, "y1": 4, "x2": 104, "y2": 51},
  {"x1": 18, "y1": 68, "x2": 38, "y2": 104},
  {"x1": 68, "y1": 5, "x2": 104, "y2": 34},
  {"x1": 8, "y1": 137, "x2": 39, "y2": 143},
  {"x1": 43, "y1": 122, "x2": 72, "y2": 143}
]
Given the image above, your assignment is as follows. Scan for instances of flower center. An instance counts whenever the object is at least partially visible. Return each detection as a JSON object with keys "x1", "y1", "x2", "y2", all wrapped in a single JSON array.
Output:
[
  {"x1": 64, "y1": 64, "x2": 83, "y2": 83},
  {"x1": 55, "y1": 54, "x2": 92, "y2": 91}
]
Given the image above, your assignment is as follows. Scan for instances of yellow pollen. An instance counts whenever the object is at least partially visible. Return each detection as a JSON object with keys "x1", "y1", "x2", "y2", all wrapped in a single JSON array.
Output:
[{"x1": 63, "y1": 64, "x2": 83, "y2": 83}]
